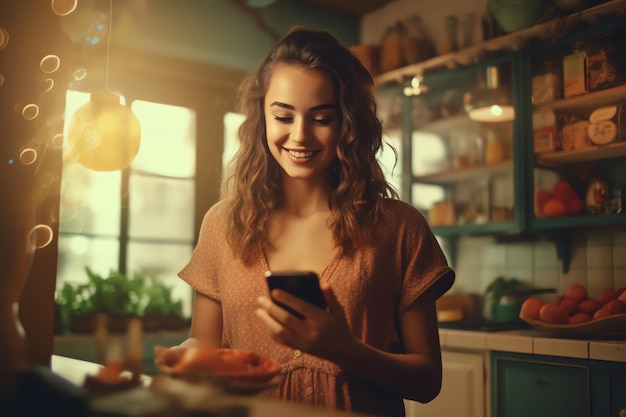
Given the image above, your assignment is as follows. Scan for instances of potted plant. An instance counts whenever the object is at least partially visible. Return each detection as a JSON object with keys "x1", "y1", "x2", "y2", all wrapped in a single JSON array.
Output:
[
  {"x1": 139, "y1": 274, "x2": 187, "y2": 331},
  {"x1": 56, "y1": 267, "x2": 188, "y2": 334}
]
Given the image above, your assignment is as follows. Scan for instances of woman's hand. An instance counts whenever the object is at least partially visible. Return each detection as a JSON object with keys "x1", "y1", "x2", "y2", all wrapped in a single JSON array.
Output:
[
  {"x1": 255, "y1": 284, "x2": 357, "y2": 362},
  {"x1": 154, "y1": 338, "x2": 201, "y2": 370}
]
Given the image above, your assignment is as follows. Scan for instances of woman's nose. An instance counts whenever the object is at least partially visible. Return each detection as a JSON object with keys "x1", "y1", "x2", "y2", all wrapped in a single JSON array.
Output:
[{"x1": 290, "y1": 118, "x2": 308, "y2": 143}]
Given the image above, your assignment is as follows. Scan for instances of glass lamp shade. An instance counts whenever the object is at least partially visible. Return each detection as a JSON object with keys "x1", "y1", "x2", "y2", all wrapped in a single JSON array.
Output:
[
  {"x1": 66, "y1": 92, "x2": 141, "y2": 171},
  {"x1": 464, "y1": 88, "x2": 515, "y2": 122},
  {"x1": 464, "y1": 66, "x2": 515, "y2": 123}
]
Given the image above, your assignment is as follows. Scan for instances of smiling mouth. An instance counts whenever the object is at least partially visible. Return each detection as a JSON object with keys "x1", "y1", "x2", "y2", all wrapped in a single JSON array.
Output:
[{"x1": 287, "y1": 149, "x2": 316, "y2": 158}]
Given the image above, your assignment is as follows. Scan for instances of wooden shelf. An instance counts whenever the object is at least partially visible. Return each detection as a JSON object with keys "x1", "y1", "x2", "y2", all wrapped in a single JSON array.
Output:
[
  {"x1": 374, "y1": 0, "x2": 626, "y2": 87},
  {"x1": 536, "y1": 85, "x2": 626, "y2": 113},
  {"x1": 531, "y1": 213, "x2": 626, "y2": 229},
  {"x1": 415, "y1": 114, "x2": 481, "y2": 135},
  {"x1": 431, "y1": 220, "x2": 520, "y2": 237},
  {"x1": 414, "y1": 160, "x2": 512, "y2": 184},
  {"x1": 535, "y1": 141, "x2": 626, "y2": 166}
]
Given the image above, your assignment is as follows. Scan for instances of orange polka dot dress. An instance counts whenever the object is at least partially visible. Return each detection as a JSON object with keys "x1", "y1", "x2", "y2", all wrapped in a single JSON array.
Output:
[{"x1": 179, "y1": 199, "x2": 454, "y2": 417}]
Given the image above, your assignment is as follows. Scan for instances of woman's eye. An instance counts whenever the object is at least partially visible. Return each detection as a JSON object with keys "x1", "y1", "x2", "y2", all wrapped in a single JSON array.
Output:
[
  {"x1": 274, "y1": 115, "x2": 292, "y2": 123},
  {"x1": 313, "y1": 118, "x2": 333, "y2": 125}
]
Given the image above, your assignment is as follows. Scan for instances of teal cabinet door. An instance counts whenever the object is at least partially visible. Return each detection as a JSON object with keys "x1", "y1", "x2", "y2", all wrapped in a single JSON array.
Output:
[
  {"x1": 610, "y1": 370, "x2": 626, "y2": 417},
  {"x1": 492, "y1": 353, "x2": 590, "y2": 417}
]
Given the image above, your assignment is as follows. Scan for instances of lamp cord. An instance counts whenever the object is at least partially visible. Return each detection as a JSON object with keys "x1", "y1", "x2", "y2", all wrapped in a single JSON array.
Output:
[{"x1": 105, "y1": 0, "x2": 113, "y2": 92}]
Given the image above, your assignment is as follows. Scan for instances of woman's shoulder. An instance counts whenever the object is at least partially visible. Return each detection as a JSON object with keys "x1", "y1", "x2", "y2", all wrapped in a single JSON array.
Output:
[
  {"x1": 200, "y1": 200, "x2": 230, "y2": 228},
  {"x1": 377, "y1": 198, "x2": 433, "y2": 236},
  {"x1": 381, "y1": 198, "x2": 427, "y2": 221}
]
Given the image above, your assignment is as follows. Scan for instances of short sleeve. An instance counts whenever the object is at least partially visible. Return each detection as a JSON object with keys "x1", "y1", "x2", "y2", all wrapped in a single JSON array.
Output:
[
  {"x1": 394, "y1": 202, "x2": 455, "y2": 313},
  {"x1": 178, "y1": 203, "x2": 227, "y2": 301}
]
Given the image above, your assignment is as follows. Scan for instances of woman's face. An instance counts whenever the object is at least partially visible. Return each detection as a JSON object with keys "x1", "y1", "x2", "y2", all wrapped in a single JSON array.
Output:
[{"x1": 264, "y1": 64, "x2": 340, "y2": 183}]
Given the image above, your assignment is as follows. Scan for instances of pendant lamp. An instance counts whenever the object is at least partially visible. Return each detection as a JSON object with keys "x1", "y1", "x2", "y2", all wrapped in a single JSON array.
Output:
[
  {"x1": 66, "y1": 0, "x2": 140, "y2": 171},
  {"x1": 464, "y1": 66, "x2": 515, "y2": 123}
]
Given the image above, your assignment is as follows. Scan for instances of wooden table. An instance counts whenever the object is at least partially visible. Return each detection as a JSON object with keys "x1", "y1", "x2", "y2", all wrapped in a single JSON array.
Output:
[{"x1": 51, "y1": 355, "x2": 375, "y2": 417}]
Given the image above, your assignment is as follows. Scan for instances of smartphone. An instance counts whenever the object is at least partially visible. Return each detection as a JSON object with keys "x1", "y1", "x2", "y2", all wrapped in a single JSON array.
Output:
[{"x1": 265, "y1": 271, "x2": 327, "y2": 319}]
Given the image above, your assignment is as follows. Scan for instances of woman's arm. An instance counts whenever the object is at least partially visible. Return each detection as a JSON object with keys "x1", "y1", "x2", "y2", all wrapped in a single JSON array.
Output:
[
  {"x1": 256, "y1": 283, "x2": 443, "y2": 403},
  {"x1": 188, "y1": 291, "x2": 223, "y2": 347},
  {"x1": 154, "y1": 291, "x2": 223, "y2": 366}
]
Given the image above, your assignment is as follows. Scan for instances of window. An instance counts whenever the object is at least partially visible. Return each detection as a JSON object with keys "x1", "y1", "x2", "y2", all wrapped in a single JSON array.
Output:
[{"x1": 57, "y1": 91, "x2": 197, "y2": 317}]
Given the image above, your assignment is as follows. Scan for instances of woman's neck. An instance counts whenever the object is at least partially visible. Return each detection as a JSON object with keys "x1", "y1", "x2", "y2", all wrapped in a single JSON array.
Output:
[{"x1": 279, "y1": 176, "x2": 332, "y2": 218}]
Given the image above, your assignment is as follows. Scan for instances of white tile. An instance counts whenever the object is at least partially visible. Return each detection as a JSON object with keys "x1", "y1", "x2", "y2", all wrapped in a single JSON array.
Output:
[
  {"x1": 558, "y1": 269, "x2": 587, "y2": 295},
  {"x1": 585, "y1": 268, "x2": 613, "y2": 300},
  {"x1": 533, "y1": 241, "x2": 558, "y2": 268},
  {"x1": 481, "y1": 268, "x2": 507, "y2": 293},
  {"x1": 444, "y1": 330, "x2": 487, "y2": 350},
  {"x1": 613, "y1": 268, "x2": 626, "y2": 290},
  {"x1": 587, "y1": 240, "x2": 612, "y2": 268},
  {"x1": 587, "y1": 232, "x2": 611, "y2": 245},
  {"x1": 613, "y1": 243, "x2": 626, "y2": 268},
  {"x1": 532, "y1": 267, "x2": 559, "y2": 290},
  {"x1": 505, "y1": 268, "x2": 533, "y2": 284},
  {"x1": 486, "y1": 333, "x2": 533, "y2": 354},
  {"x1": 613, "y1": 232, "x2": 626, "y2": 245},
  {"x1": 589, "y1": 341, "x2": 626, "y2": 362},
  {"x1": 568, "y1": 240, "x2": 588, "y2": 270},
  {"x1": 483, "y1": 245, "x2": 507, "y2": 267},
  {"x1": 533, "y1": 337, "x2": 588, "y2": 359},
  {"x1": 506, "y1": 244, "x2": 533, "y2": 268}
]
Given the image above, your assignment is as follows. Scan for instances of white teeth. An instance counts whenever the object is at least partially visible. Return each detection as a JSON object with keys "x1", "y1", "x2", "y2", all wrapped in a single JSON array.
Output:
[{"x1": 288, "y1": 150, "x2": 314, "y2": 158}]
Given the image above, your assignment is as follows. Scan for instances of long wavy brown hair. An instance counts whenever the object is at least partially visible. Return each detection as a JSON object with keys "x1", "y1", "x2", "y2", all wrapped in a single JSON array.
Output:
[{"x1": 221, "y1": 27, "x2": 398, "y2": 264}]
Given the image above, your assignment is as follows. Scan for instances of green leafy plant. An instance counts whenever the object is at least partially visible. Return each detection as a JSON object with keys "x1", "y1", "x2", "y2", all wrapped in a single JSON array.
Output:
[
  {"x1": 484, "y1": 276, "x2": 522, "y2": 318},
  {"x1": 55, "y1": 267, "x2": 187, "y2": 333}
]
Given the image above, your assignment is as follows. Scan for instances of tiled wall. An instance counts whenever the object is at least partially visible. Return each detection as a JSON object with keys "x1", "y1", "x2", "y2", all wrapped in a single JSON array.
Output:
[{"x1": 451, "y1": 229, "x2": 626, "y2": 301}]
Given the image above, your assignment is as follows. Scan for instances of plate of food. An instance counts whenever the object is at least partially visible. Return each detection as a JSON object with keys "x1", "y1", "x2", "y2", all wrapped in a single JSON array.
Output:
[
  {"x1": 519, "y1": 313, "x2": 626, "y2": 338},
  {"x1": 155, "y1": 345, "x2": 282, "y2": 394}
]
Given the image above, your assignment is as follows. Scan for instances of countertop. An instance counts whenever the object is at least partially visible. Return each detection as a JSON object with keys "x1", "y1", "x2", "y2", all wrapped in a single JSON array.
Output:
[
  {"x1": 51, "y1": 355, "x2": 377, "y2": 417},
  {"x1": 438, "y1": 327, "x2": 626, "y2": 362}
]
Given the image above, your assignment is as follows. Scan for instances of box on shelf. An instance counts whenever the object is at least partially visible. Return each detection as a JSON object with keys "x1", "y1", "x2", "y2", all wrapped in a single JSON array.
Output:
[
  {"x1": 533, "y1": 109, "x2": 558, "y2": 153},
  {"x1": 586, "y1": 28, "x2": 626, "y2": 93},
  {"x1": 563, "y1": 41, "x2": 588, "y2": 98}
]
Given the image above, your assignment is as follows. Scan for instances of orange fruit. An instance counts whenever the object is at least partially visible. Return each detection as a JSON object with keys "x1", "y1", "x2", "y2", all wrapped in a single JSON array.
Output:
[
  {"x1": 559, "y1": 297, "x2": 579, "y2": 316},
  {"x1": 568, "y1": 312, "x2": 592, "y2": 324},
  {"x1": 606, "y1": 299, "x2": 626, "y2": 315},
  {"x1": 534, "y1": 189, "x2": 552, "y2": 217},
  {"x1": 618, "y1": 289, "x2": 626, "y2": 304},
  {"x1": 520, "y1": 297, "x2": 544, "y2": 320},
  {"x1": 600, "y1": 288, "x2": 617, "y2": 304},
  {"x1": 542, "y1": 198, "x2": 568, "y2": 218},
  {"x1": 566, "y1": 197, "x2": 585, "y2": 216},
  {"x1": 553, "y1": 180, "x2": 578, "y2": 201},
  {"x1": 539, "y1": 303, "x2": 569, "y2": 324},
  {"x1": 551, "y1": 295, "x2": 565, "y2": 306},
  {"x1": 578, "y1": 298, "x2": 603, "y2": 315},
  {"x1": 566, "y1": 284, "x2": 588, "y2": 302},
  {"x1": 594, "y1": 306, "x2": 611, "y2": 319}
]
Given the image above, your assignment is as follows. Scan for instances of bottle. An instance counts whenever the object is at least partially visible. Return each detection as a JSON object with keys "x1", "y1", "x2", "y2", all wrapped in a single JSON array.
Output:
[
  {"x1": 609, "y1": 188, "x2": 622, "y2": 214},
  {"x1": 586, "y1": 178, "x2": 608, "y2": 215}
]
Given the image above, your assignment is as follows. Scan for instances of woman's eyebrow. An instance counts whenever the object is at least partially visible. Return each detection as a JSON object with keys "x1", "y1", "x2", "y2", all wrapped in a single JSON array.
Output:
[{"x1": 269, "y1": 101, "x2": 337, "y2": 112}]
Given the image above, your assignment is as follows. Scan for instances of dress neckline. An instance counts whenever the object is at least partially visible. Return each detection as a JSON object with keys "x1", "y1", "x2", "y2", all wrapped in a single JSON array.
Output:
[{"x1": 260, "y1": 247, "x2": 342, "y2": 283}]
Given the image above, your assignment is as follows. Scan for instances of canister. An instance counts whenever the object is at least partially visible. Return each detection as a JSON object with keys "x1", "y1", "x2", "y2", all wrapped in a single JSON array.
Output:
[{"x1": 587, "y1": 103, "x2": 626, "y2": 145}]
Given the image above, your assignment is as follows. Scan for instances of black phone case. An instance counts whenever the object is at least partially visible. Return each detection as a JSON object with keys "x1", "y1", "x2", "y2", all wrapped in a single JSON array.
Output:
[{"x1": 265, "y1": 271, "x2": 327, "y2": 319}]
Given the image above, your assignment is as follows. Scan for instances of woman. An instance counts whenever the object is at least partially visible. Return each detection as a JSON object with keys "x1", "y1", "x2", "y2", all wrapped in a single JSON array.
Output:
[{"x1": 157, "y1": 27, "x2": 454, "y2": 417}]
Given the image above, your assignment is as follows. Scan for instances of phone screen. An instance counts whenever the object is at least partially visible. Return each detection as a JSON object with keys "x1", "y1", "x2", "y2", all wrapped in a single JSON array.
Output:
[{"x1": 265, "y1": 271, "x2": 327, "y2": 319}]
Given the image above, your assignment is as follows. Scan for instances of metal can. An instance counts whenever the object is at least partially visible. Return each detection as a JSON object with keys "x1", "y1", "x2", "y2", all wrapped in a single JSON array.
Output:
[{"x1": 587, "y1": 103, "x2": 626, "y2": 145}]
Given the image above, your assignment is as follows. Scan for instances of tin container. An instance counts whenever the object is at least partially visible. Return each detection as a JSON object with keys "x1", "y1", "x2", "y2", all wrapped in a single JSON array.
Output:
[{"x1": 587, "y1": 103, "x2": 626, "y2": 145}]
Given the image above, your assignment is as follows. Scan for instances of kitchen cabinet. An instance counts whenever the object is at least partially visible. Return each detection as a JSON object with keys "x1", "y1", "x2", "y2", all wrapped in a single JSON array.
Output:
[
  {"x1": 376, "y1": 55, "x2": 525, "y2": 266},
  {"x1": 525, "y1": 18, "x2": 626, "y2": 271},
  {"x1": 404, "y1": 350, "x2": 486, "y2": 417},
  {"x1": 491, "y1": 351, "x2": 626, "y2": 417},
  {"x1": 374, "y1": 1, "x2": 626, "y2": 269}
]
